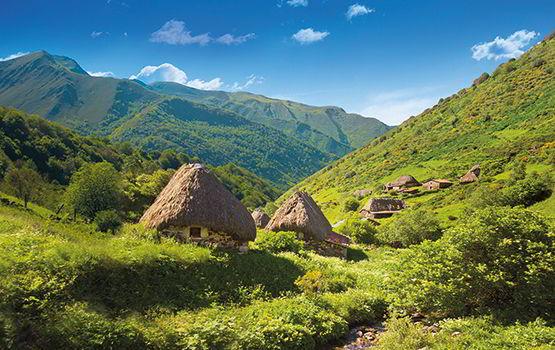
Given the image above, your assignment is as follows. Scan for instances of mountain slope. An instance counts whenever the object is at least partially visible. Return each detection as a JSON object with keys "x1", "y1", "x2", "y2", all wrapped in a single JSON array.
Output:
[
  {"x1": 110, "y1": 97, "x2": 334, "y2": 187},
  {"x1": 151, "y1": 81, "x2": 391, "y2": 152},
  {"x1": 0, "y1": 51, "x2": 389, "y2": 187},
  {"x1": 290, "y1": 35, "x2": 555, "y2": 223}
]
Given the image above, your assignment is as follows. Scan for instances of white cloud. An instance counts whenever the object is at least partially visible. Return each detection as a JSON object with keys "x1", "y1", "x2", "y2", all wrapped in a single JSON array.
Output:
[
  {"x1": 150, "y1": 20, "x2": 211, "y2": 46},
  {"x1": 130, "y1": 63, "x2": 188, "y2": 84},
  {"x1": 360, "y1": 88, "x2": 445, "y2": 125},
  {"x1": 287, "y1": 0, "x2": 308, "y2": 7},
  {"x1": 230, "y1": 74, "x2": 264, "y2": 91},
  {"x1": 0, "y1": 51, "x2": 29, "y2": 61},
  {"x1": 150, "y1": 19, "x2": 255, "y2": 46},
  {"x1": 130, "y1": 63, "x2": 223, "y2": 90},
  {"x1": 91, "y1": 31, "x2": 108, "y2": 38},
  {"x1": 216, "y1": 33, "x2": 256, "y2": 45},
  {"x1": 292, "y1": 28, "x2": 329, "y2": 44},
  {"x1": 471, "y1": 29, "x2": 538, "y2": 61},
  {"x1": 87, "y1": 71, "x2": 115, "y2": 77},
  {"x1": 186, "y1": 78, "x2": 223, "y2": 90},
  {"x1": 346, "y1": 4, "x2": 374, "y2": 20}
]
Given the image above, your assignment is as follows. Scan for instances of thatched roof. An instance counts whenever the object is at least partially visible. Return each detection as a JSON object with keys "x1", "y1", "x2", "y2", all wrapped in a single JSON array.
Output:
[
  {"x1": 326, "y1": 231, "x2": 351, "y2": 246},
  {"x1": 252, "y1": 208, "x2": 270, "y2": 228},
  {"x1": 360, "y1": 198, "x2": 406, "y2": 213},
  {"x1": 387, "y1": 175, "x2": 421, "y2": 188},
  {"x1": 460, "y1": 164, "x2": 481, "y2": 183},
  {"x1": 140, "y1": 163, "x2": 256, "y2": 241},
  {"x1": 266, "y1": 191, "x2": 331, "y2": 241}
]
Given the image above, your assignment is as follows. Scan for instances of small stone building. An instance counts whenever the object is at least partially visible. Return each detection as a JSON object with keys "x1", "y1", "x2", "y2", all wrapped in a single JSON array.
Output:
[
  {"x1": 422, "y1": 179, "x2": 453, "y2": 190},
  {"x1": 252, "y1": 208, "x2": 270, "y2": 228},
  {"x1": 460, "y1": 164, "x2": 481, "y2": 184},
  {"x1": 385, "y1": 175, "x2": 421, "y2": 191},
  {"x1": 140, "y1": 163, "x2": 256, "y2": 248},
  {"x1": 359, "y1": 198, "x2": 407, "y2": 219}
]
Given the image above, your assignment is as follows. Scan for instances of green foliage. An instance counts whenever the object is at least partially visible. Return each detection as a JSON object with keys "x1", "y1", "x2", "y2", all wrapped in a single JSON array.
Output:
[
  {"x1": 377, "y1": 209, "x2": 443, "y2": 247},
  {"x1": 343, "y1": 197, "x2": 360, "y2": 212},
  {"x1": 500, "y1": 172, "x2": 553, "y2": 207},
  {"x1": 94, "y1": 210, "x2": 123, "y2": 233},
  {"x1": 65, "y1": 162, "x2": 123, "y2": 220},
  {"x1": 3, "y1": 163, "x2": 43, "y2": 208},
  {"x1": 295, "y1": 270, "x2": 325, "y2": 295},
  {"x1": 253, "y1": 230, "x2": 304, "y2": 254},
  {"x1": 390, "y1": 207, "x2": 555, "y2": 320},
  {"x1": 337, "y1": 218, "x2": 377, "y2": 244}
]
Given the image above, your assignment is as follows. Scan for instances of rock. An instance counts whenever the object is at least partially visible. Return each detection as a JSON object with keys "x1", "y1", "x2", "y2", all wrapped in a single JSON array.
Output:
[{"x1": 452, "y1": 331, "x2": 461, "y2": 336}]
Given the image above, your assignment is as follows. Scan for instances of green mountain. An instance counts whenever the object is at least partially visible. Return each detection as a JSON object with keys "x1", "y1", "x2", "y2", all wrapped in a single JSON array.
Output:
[
  {"x1": 0, "y1": 106, "x2": 278, "y2": 210},
  {"x1": 0, "y1": 51, "x2": 390, "y2": 188},
  {"x1": 289, "y1": 34, "x2": 555, "y2": 223},
  {"x1": 151, "y1": 82, "x2": 391, "y2": 153}
]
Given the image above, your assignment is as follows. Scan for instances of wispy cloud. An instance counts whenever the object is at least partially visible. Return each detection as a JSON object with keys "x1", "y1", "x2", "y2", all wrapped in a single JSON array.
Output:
[
  {"x1": 0, "y1": 51, "x2": 29, "y2": 61},
  {"x1": 186, "y1": 78, "x2": 223, "y2": 90},
  {"x1": 286, "y1": 0, "x2": 308, "y2": 7},
  {"x1": 216, "y1": 33, "x2": 256, "y2": 45},
  {"x1": 346, "y1": 4, "x2": 374, "y2": 20},
  {"x1": 130, "y1": 63, "x2": 223, "y2": 90},
  {"x1": 87, "y1": 71, "x2": 115, "y2": 77},
  {"x1": 292, "y1": 28, "x2": 329, "y2": 44},
  {"x1": 360, "y1": 87, "x2": 446, "y2": 125},
  {"x1": 471, "y1": 29, "x2": 539, "y2": 61},
  {"x1": 91, "y1": 31, "x2": 108, "y2": 39},
  {"x1": 150, "y1": 20, "x2": 255, "y2": 46},
  {"x1": 230, "y1": 74, "x2": 264, "y2": 91}
]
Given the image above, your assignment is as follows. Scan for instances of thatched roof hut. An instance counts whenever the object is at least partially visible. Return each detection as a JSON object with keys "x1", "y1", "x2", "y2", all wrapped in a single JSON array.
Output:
[
  {"x1": 140, "y1": 163, "x2": 256, "y2": 242},
  {"x1": 386, "y1": 175, "x2": 421, "y2": 190},
  {"x1": 460, "y1": 164, "x2": 481, "y2": 184},
  {"x1": 422, "y1": 179, "x2": 453, "y2": 190},
  {"x1": 359, "y1": 198, "x2": 406, "y2": 219},
  {"x1": 252, "y1": 208, "x2": 270, "y2": 228},
  {"x1": 266, "y1": 191, "x2": 331, "y2": 241}
]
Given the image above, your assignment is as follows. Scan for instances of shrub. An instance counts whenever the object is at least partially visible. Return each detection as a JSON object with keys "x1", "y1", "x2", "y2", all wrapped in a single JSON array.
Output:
[
  {"x1": 472, "y1": 72, "x2": 490, "y2": 86},
  {"x1": 337, "y1": 218, "x2": 377, "y2": 244},
  {"x1": 500, "y1": 173, "x2": 552, "y2": 207},
  {"x1": 390, "y1": 207, "x2": 555, "y2": 320},
  {"x1": 295, "y1": 270, "x2": 325, "y2": 295},
  {"x1": 377, "y1": 209, "x2": 443, "y2": 247},
  {"x1": 253, "y1": 230, "x2": 304, "y2": 254},
  {"x1": 343, "y1": 197, "x2": 359, "y2": 212},
  {"x1": 94, "y1": 210, "x2": 123, "y2": 233}
]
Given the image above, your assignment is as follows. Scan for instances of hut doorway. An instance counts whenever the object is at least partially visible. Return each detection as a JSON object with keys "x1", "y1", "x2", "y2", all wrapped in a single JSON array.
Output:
[{"x1": 190, "y1": 227, "x2": 202, "y2": 238}]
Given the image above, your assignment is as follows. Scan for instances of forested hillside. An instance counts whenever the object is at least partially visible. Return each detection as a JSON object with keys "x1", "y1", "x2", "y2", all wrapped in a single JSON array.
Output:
[
  {"x1": 0, "y1": 51, "x2": 390, "y2": 188},
  {"x1": 289, "y1": 33, "x2": 555, "y2": 223},
  {"x1": 0, "y1": 106, "x2": 278, "y2": 211}
]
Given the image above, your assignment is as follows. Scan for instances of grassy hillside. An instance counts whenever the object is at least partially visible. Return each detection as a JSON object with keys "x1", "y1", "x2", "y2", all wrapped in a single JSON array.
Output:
[
  {"x1": 151, "y1": 81, "x2": 392, "y2": 152},
  {"x1": 289, "y1": 34, "x2": 555, "y2": 224}
]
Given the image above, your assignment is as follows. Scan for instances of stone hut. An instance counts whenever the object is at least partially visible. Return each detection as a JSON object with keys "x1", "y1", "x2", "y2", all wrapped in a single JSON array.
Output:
[
  {"x1": 359, "y1": 198, "x2": 407, "y2": 219},
  {"x1": 252, "y1": 208, "x2": 270, "y2": 228},
  {"x1": 266, "y1": 191, "x2": 332, "y2": 241},
  {"x1": 140, "y1": 163, "x2": 256, "y2": 247},
  {"x1": 422, "y1": 179, "x2": 453, "y2": 190},
  {"x1": 459, "y1": 164, "x2": 481, "y2": 184},
  {"x1": 385, "y1": 175, "x2": 421, "y2": 191}
]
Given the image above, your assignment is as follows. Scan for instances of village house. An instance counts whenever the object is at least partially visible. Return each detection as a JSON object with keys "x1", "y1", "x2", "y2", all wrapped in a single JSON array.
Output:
[
  {"x1": 422, "y1": 179, "x2": 453, "y2": 190},
  {"x1": 266, "y1": 191, "x2": 351, "y2": 257},
  {"x1": 385, "y1": 175, "x2": 421, "y2": 191},
  {"x1": 251, "y1": 208, "x2": 270, "y2": 228},
  {"x1": 359, "y1": 197, "x2": 407, "y2": 219},
  {"x1": 140, "y1": 163, "x2": 256, "y2": 249},
  {"x1": 460, "y1": 164, "x2": 481, "y2": 184}
]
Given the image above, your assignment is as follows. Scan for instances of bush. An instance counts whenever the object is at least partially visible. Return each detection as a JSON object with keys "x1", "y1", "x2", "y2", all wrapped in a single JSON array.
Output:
[
  {"x1": 500, "y1": 173, "x2": 552, "y2": 207},
  {"x1": 377, "y1": 209, "x2": 443, "y2": 247},
  {"x1": 343, "y1": 197, "x2": 359, "y2": 212},
  {"x1": 337, "y1": 218, "x2": 377, "y2": 244},
  {"x1": 253, "y1": 230, "x2": 304, "y2": 254},
  {"x1": 390, "y1": 207, "x2": 555, "y2": 320},
  {"x1": 94, "y1": 210, "x2": 123, "y2": 233}
]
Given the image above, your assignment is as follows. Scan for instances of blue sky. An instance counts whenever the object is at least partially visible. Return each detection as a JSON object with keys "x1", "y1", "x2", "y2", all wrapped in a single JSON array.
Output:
[{"x1": 1, "y1": 0, "x2": 554, "y2": 125}]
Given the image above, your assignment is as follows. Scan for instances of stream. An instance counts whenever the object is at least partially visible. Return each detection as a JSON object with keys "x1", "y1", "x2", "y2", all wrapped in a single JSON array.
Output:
[{"x1": 319, "y1": 323, "x2": 385, "y2": 350}]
